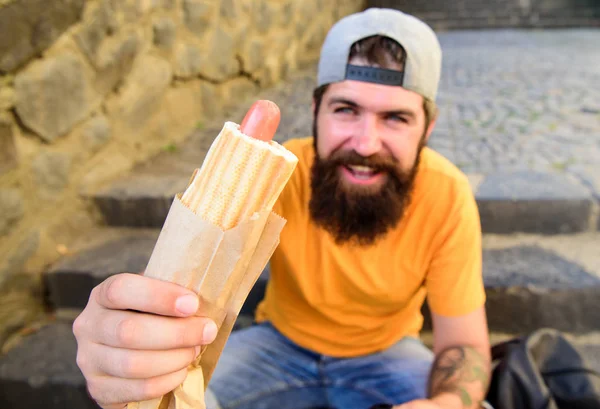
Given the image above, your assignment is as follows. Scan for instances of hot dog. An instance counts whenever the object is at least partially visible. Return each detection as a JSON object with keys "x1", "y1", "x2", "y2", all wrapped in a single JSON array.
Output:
[
  {"x1": 240, "y1": 100, "x2": 281, "y2": 142},
  {"x1": 181, "y1": 100, "x2": 297, "y2": 229}
]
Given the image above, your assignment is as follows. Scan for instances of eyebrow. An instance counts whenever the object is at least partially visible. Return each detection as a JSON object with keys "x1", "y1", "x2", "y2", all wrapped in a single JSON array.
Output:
[{"x1": 328, "y1": 97, "x2": 417, "y2": 119}]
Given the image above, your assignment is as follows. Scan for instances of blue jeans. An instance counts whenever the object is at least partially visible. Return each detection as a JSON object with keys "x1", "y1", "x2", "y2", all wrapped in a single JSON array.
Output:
[{"x1": 205, "y1": 322, "x2": 434, "y2": 409}]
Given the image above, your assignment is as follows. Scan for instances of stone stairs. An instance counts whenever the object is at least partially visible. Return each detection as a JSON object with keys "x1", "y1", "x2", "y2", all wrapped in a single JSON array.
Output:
[
  {"x1": 367, "y1": 0, "x2": 600, "y2": 30},
  {"x1": 1, "y1": 68, "x2": 599, "y2": 408}
]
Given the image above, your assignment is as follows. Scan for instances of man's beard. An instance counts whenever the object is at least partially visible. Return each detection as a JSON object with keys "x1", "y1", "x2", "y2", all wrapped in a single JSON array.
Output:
[{"x1": 309, "y1": 138, "x2": 424, "y2": 247}]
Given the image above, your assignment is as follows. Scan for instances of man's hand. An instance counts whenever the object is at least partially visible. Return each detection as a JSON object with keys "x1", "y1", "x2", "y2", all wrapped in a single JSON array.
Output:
[
  {"x1": 73, "y1": 273, "x2": 218, "y2": 409},
  {"x1": 394, "y1": 395, "x2": 461, "y2": 409},
  {"x1": 426, "y1": 308, "x2": 491, "y2": 409},
  {"x1": 393, "y1": 399, "x2": 443, "y2": 409}
]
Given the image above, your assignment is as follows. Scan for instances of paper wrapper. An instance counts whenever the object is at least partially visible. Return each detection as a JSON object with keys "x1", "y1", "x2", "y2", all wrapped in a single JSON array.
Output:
[{"x1": 127, "y1": 193, "x2": 286, "y2": 409}]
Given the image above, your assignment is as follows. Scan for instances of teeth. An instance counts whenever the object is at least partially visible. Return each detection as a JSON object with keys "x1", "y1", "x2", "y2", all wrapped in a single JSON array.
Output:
[{"x1": 349, "y1": 165, "x2": 374, "y2": 173}]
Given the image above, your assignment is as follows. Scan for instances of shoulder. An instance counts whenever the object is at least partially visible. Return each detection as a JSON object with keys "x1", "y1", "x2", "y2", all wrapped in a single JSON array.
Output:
[
  {"x1": 282, "y1": 137, "x2": 315, "y2": 164},
  {"x1": 410, "y1": 147, "x2": 477, "y2": 227},
  {"x1": 416, "y1": 147, "x2": 472, "y2": 198},
  {"x1": 274, "y1": 137, "x2": 315, "y2": 213},
  {"x1": 281, "y1": 137, "x2": 315, "y2": 184}
]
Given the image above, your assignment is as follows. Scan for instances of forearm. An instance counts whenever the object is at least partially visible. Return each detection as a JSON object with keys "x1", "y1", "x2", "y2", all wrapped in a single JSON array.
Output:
[{"x1": 427, "y1": 345, "x2": 491, "y2": 409}]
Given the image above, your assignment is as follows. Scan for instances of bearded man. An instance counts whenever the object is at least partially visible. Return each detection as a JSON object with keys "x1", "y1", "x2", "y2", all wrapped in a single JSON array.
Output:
[
  {"x1": 74, "y1": 8, "x2": 491, "y2": 409},
  {"x1": 205, "y1": 8, "x2": 491, "y2": 409}
]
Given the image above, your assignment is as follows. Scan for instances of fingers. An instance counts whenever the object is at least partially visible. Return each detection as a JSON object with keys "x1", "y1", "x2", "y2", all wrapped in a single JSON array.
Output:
[
  {"x1": 86, "y1": 367, "x2": 188, "y2": 407},
  {"x1": 240, "y1": 100, "x2": 281, "y2": 142},
  {"x1": 87, "y1": 343, "x2": 197, "y2": 379},
  {"x1": 78, "y1": 309, "x2": 217, "y2": 350},
  {"x1": 92, "y1": 273, "x2": 200, "y2": 317}
]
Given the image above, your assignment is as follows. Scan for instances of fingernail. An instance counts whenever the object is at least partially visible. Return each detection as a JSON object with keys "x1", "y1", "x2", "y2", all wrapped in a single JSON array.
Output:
[
  {"x1": 175, "y1": 294, "x2": 199, "y2": 315},
  {"x1": 203, "y1": 321, "x2": 218, "y2": 343}
]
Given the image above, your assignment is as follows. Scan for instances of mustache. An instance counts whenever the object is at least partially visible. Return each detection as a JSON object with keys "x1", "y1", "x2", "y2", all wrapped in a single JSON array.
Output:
[{"x1": 324, "y1": 149, "x2": 398, "y2": 173}]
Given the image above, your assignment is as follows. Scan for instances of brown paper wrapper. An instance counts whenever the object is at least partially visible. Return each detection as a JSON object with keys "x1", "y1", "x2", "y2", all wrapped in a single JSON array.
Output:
[{"x1": 128, "y1": 194, "x2": 285, "y2": 409}]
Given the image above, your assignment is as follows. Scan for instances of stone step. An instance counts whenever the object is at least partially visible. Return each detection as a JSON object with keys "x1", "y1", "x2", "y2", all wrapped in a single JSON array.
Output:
[
  {"x1": 44, "y1": 228, "x2": 161, "y2": 318},
  {"x1": 367, "y1": 0, "x2": 600, "y2": 29},
  {"x1": 0, "y1": 321, "x2": 101, "y2": 409},
  {"x1": 476, "y1": 232, "x2": 600, "y2": 333},
  {"x1": 88, "y1": 163, "x2": 599, "y2": 234},
  {"x1": 420, "y1": 15, "x2": 600, "y2": 31},
  {"x1": 46, "y1": 228, "x2": 600, "y2": 333},
  {"x1": 1, "y1": 320, "x2": 598, "y2": 409}
]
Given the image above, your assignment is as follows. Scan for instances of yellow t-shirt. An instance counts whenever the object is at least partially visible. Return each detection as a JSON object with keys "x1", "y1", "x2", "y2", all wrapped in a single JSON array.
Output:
[{"x1": 255, "y1": 137, "x2": 485, "y2": 357}]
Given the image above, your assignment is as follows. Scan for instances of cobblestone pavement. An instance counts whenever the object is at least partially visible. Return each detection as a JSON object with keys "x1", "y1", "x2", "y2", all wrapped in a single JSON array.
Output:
[{"x1": 216, "y1": 29, "x2": 600, "y2": 195}]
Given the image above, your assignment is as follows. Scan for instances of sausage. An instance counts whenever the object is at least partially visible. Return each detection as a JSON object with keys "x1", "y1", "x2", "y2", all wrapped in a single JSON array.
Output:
[{"x1": 240, "y1": 100, "x2": 281, "y2": 142}]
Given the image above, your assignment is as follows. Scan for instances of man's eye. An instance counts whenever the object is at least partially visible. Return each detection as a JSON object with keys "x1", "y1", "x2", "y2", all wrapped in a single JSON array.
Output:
[
  {"x1": 387, "y1": 114, "x2": 407, "y2": 123},
  {"x1": 334, "y1": 107, "x2": 355, "y2": 114}
]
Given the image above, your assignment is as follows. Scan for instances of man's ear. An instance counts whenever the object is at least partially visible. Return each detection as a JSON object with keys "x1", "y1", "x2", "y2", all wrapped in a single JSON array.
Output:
[{"x1": 423, "y1": 111, "x2": 437, "y2": 145}]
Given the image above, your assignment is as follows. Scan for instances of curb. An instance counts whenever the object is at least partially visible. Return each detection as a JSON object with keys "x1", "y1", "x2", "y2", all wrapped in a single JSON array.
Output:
[{"x1": 473, "y1": 170, "x2": 599, "y2": 234}]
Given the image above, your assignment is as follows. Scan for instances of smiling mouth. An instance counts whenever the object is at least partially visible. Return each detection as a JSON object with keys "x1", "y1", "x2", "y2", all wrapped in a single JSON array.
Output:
[
  {"x1": 341, "y1": 165, "x2": 386, "y2": 185},
  {"x1": 346, "y1": 165, "x2": 379, "y2": 178}
]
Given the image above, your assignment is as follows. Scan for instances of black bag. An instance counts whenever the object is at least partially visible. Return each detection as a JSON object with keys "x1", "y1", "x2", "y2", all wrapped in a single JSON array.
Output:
[{"x1": 486, "y1": 328, "x2": 600, "y2": 409}]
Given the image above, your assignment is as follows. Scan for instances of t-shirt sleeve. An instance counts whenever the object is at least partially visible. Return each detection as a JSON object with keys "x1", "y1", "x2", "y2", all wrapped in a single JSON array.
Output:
[{"x1": 425, "y1": 178, "x2": 486, "y2": 317}]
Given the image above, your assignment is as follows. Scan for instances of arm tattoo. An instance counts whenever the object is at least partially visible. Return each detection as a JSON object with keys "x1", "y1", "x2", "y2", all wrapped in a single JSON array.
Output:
[{"x1": 427, "y1": 346, "x2": 490, "y2": 408}]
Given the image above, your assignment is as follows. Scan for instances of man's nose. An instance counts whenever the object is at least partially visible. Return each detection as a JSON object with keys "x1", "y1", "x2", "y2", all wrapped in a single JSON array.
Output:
[{"x1": 352, "y1": 115, "x2": 382, "y2": 157}]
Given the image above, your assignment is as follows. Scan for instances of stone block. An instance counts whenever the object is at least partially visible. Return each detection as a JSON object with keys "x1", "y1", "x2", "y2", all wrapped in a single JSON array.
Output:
[
  {"x1": 136, "y1": 0, "x2": 176, "y2": 13},
  {"x1": 0, "y1": 231, "x2": 40, "y2": 279},
  {"x1": 200, "y1": 27, "x2": 238, "y2": 81},
  {"x1": 251, "y1": 0, "x2": 275, "y2": 34},
  {"x1": 0, "y1": 114, "x2": 17, "y2": 174},
  {"x1": 80, "y1": 115, "x2": 111, "y2": 153},
  {"x1": 74, "y1": 0, "x2": 117, "y2": 61},
  {"x1": 14, "y1": 53, "x2": 101, "y2": 142},
  {"x1": 47, "y1": 231, "x2": 158, "y2": 310},
  {"x1": 421, "y1": 243, "x2": 600, "y2": 333},
  {"x1": 31, "y1": 150, "x2": 71, "y2": 199},
  {"x1": 240, "y1": 38, "x2": 265, "y2": 73},
  {"x1": 476, "y1": 171, "x2": 595, "y2": 234},
  {"x1": 0, "y1": 188, "x2": 24, "y2": 236},
  {"x1": 153, "y1": 16, "x2": 177, "y2": 50},
  {"x1": 200, "y1": 82, "x2": 221, "y2": 118},
  {"x1": 115, "y1": 55, "x2": 172, "y2": 127},
  {"x1": 162, "y1": 81, "x2": 204, "y2": 132},
  {"x1": 483, "y1": 245, "x2": 600, "y2": 289},
  {"x1": 485, "y1": 286, "x2": 600, "y2": 334},
  {"x1": 221, "y1": 77, "x2": 258, "y2": 110},
  {"x1": 0, "y1": 84, "x2": 14, "y2": 110},
  {"x1": 279, "y1": 1, "x2": 295, "y2": 28},
  {"x1": 182, "y1": 0, "x2": 216, "y2": 38},
  {"x1": 0, "y1": 0, "x2": 86, "y2": 73},
  {"x1": 484, "y1": 245, "x2": 600, "y2": 333},
  {"x1": 94, "y1": 31, "x2": 140, "y2": 95},
  {"x1": 219, "y1": 0, "x2": 239, "y2": 22},
  {"x1": 0, "y1": 322, "x2": 102, "y2": 409},
  {"x1": 173, "y1": 42, "x2": 203, "y2": 79},
  {"x1": 0, "y1": 290, "x2": 45, "y2": 350},
  {"x1": 91, "y1": 174, "x2": 187, "y2": 227}
]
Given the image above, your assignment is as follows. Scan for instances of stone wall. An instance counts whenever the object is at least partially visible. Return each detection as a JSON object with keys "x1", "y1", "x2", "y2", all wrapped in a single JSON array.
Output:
[
  {"x1": 368, "y1": 0, "x2": 600, "y2": 30},
  {"x1": 0, "y1": 0, "x2": 365, "y2": 293}
]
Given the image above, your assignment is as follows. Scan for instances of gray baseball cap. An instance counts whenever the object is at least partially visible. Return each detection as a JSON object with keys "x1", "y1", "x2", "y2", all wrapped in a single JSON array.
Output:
[{"x1": 317, "y1": 8, "x2": 442, "y2": 101}]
